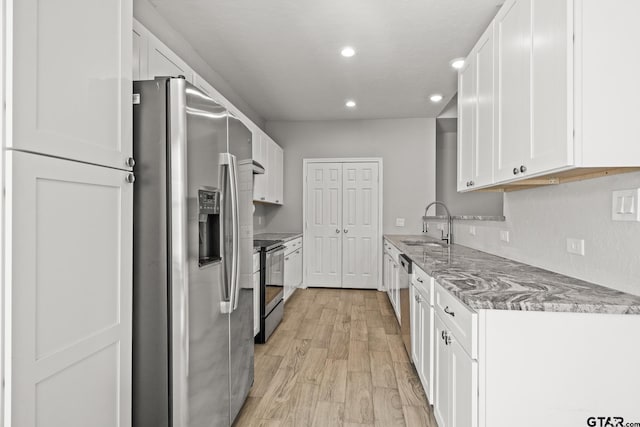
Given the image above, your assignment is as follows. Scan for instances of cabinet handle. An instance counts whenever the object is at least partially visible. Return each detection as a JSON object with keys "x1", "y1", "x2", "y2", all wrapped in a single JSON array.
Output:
[
  {"x1": 469, "y1": 180, "x2": 474, "y2": 186},
  {"x1": 417, "y1": 277, "x2": 424, "y2": 283},
  {"x1": 441, "y1": 331, "x2": 445, "y2": 340},
  {"x1": 260, "y1": 197, "x2": 266, "y2": 201},
  {"x1": 444, "y1": 306, "x2": 455, "y2": 317},
  {"x1": 513, "y1": 167, "x2": 520, "y2": 175},
  {"x1": 276, "y1": 200, "x2": 280, "y2": 203},
  {"x1": 126, "y1": 173, "x2": 136, "y2": 184},
  {"x1": 520, "y1": 165, "x2": 527, "y2": 173},
  {"x1": 336, "y1": 229, "x2": 341, "y2": 234},
  {"x1": 445, "y1": 333, "x2": 452, "y2": 346},
  {"x1": 343, "y1": 229, "x2": 349, "y2": 234},
  {"x1": 285, "y1": 257, "x2": 289, "y2": 261},
  {"x1": 126, "y1": 157, "x2": 136, "y2": 168}
]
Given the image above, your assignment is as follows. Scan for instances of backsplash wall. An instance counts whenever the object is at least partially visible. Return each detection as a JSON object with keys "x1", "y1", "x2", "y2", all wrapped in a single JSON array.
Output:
[{"x1": 427, "y1": 171, "x2": 640, "y2": 296}]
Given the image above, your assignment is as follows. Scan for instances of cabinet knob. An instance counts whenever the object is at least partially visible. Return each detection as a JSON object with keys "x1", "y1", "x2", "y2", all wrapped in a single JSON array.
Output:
[
  {"x1": 336, "y1": 229, "x2": 341, "y2": 234},
  {"x1": 441, "y1": 331, "x2": 446, "y2": 340},
  {"x1": 343, "y1": 229, "x2": 349, "y2": 234},
  {"x1": 260, "y1": 197, "x2": 266, "y2": 201},
  {"x1": 126, "y1": 157, "x2": 136, "y2": 167},
  {"x1": 520, "y1": 165, "x2": 527, "y2": 173},
  {"x1": 276, "y1": 200, "x2": 280, "y2": 203},
  {"x1": 469, "y1": 180, "x2": 474, "y2": 186},
  {"x1": 513, "y1": 167, "x2": 520, "y2": 175},
  {"x1": 285, "y1": 257, "x2": 289, "y2": 261},
  {"x1": 126, "y1": 173, "x2": 136, "y2": 184}
]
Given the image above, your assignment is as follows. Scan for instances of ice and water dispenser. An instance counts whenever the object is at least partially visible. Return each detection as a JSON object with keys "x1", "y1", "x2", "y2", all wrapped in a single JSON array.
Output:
[{"x1": 198, "y1": 189, "x2": 221, "y2": 267}]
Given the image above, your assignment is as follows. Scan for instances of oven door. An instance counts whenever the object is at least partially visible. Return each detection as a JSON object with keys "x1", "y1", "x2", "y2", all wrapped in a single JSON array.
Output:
[{"x1": 265, "y1": 246, "x2": 285, "y2": 314}]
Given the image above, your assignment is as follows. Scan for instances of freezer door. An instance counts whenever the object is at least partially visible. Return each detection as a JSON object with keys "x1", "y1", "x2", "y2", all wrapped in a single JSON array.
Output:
[
  {"x1": 169, "y1": 78, "x2": 232, "y2": 427},
  {"x1": 228, "y1": 114, "x2": 255, "y2": 423}
]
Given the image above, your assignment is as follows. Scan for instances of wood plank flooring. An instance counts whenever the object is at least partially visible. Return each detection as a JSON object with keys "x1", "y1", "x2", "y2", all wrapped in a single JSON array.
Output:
[{"x1": 233, "y1": 288, "x2": 438, "y2": 427}]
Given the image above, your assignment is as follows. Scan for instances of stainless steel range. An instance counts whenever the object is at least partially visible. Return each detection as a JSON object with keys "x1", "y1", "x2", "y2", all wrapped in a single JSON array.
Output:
[{"x1": 254, "y1": 240, "x2": 285, "y2": 343}]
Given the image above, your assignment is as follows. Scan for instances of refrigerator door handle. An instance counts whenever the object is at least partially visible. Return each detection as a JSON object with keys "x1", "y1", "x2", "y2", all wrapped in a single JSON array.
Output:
[
  {"x1": 228, "y1": 154, "x2": 241, "y2": 311},
  {"x1": 219, "y1": 153, "x2": 233, "y2": 314}
]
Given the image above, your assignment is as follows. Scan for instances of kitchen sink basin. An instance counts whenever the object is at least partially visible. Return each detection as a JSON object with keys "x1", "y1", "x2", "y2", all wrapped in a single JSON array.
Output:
[{"x1": 401, "y1": 240, "x2": 446, "y2": 248}]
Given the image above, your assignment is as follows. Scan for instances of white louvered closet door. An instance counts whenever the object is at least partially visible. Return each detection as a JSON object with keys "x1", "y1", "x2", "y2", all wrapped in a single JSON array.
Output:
[
  {"x1": 305, "y1": 161, "x2": 380, "y2": 289},
  {"x1": 341, "y1": 163, "x2": 379, "y2": 289},
  {"x1": 305, "y1": 163, "x2": 343, "y2": 287}
]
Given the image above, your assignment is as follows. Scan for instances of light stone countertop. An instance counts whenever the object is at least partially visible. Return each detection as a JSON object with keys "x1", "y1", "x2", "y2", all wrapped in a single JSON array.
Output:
[
  {"x1": 385, "y1": 234, "x2": 640, "y2": 314},
  {"x1": 254, "y1": 232, "x2": 303, "y2": 244}
]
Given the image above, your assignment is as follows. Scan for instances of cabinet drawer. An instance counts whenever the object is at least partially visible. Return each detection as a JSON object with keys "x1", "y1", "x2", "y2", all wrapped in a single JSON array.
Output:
[
  {"x1": 284, "y1": 237, "x2": 302, "y2": 255},
  {"x1": 434, "y1": 282, "x2": 478, "y2": 358},
  {"x1": 253, "y1": 252, "x2": 260, "y2": 273},
  {"x1": 383, "y1": 239, "x2": 402, "y2": 262},
  {"x1": 412, "y1": 266, "x2": 433, "y2": 305}
]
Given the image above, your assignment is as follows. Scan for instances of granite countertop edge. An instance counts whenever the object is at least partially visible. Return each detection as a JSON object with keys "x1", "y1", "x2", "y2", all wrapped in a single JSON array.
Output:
[
  {"x1": 254, "y1": 232, "x2": 303, "y2": 244},
  {"x1": 384, "y1": 234, "x2": 640, "y2": 315}
]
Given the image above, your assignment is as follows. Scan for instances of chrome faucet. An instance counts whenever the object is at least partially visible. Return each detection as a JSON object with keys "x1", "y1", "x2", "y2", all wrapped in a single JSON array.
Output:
[{"x1": 423, "y1": 201, "x2": 453, "y2": 245}]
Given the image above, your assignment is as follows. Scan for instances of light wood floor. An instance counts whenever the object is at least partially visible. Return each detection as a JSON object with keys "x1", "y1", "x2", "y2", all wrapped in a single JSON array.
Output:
[{"x1": 233, "y1": 288, "x2": 438, "y2": 427}]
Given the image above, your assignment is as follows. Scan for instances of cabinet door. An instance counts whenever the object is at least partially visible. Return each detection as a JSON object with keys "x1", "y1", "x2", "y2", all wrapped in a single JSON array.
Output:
[
  {"x1": 269, "y1": 143, "x2": 283, "y2": 205},
  {"x1": 147, "y1": 34, "x2": 194, "y2": 83},
  {"x1": 283, "y1": 253, "x2": 293, "y2": 301},
  {"x1": 392, "y1": 263, "x2": 401, "y2": 322},
  {"x1": 253, "y1": 272, "x2": 260, "y2": 336},
  {"x1": 410, "y1": 285, "x2": 422, "y2": 368},
  {"x1": 253, "y1": 133, "x2": 269, "y2": 202},
  {"x1": 474, "y1": 24, "x2": 496, "y2": 187},
  {"x1": 450, "y1": 339, "x2": 478, "y2": 427},
  {"x1": 434, "y1": 314, "x2": 450, "y2": 427},
  {"x1": 293, "y1": 249, "x2": 303, "y2": 288},
  {"x1": 7, "y1": 151, "x2": 133, "y2": 427},
  {"x1": 420, "y1": 299, "x2": 433, "y2": 402},
  {"x1": 495, "y1": 0, "x2": 531, "y2": 182},
  {"x1": 528, "y1": 0, "x2": 572, "y2": 173},
  {"x1": 384, "y1": 254, "x2": 392, "y2": 296},
  {"x1": 11, "y1": 0, "x2": 133, "y2": 170},
  {"x1": 457, "y1": 56, "x2": 476, "y2": 191}
]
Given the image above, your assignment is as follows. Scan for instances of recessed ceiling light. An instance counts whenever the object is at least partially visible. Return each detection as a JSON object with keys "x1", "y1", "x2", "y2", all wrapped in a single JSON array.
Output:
[
  {"x1": 450, "y1": 58, "x2": 465, "y2": 70},
  {"x1": 430, "y1": 94, "x2": 443, "y2": 103},
  {"x1": 341, "y1": 46, "x2": 356, "y2": 58},
  {"x1": 345, "y1": 100, "x2": 357, "y2": 108}
]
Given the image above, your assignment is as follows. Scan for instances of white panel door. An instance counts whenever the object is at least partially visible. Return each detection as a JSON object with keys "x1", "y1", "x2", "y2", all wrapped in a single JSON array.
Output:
[
  {"x1": 6, "y1": 151, "x2": 133, "y2": 427},
  {"x1": 495, "y1": 0, "x2": 531, "y2": 182},
  {"x1": 147, "y1": 33, "x2": 194, "y2": 83},
  {"x1": 305, "y1": 163, "x2": 343, "y2": 287},
  {"x1": 10, "y1": 0, "x2": 133, "y2": 170},
  {"x1": 420, "y1": 298, "x2": 433, "y2": 402},
  {"x1": 341, "y1": 162, "x2": 379, "y2": 289}
]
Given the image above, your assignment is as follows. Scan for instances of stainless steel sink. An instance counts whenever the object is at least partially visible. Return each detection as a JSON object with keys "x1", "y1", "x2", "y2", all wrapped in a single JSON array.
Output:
[{"x1": 401, "y1": 240, "x2": 445, "y2": 248}]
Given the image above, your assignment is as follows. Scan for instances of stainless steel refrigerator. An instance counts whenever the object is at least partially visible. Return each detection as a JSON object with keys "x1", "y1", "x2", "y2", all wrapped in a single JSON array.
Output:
[{"x1": 132, "y1": 77, "x2": 254, "y2": 427}]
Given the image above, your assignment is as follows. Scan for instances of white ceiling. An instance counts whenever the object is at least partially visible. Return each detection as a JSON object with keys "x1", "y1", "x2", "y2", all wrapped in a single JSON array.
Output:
[{"x1": 149, "y1": 0, "x2": 501, "y2": 121}]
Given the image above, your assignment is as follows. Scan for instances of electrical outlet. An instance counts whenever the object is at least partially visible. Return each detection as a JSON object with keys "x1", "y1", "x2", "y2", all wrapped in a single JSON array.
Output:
[
  {"x1": 499, "y1": 230, "x2": 510, "y2": 243},
  {"x1": 395, "y1": 218, "x2": 405, "y2": 227},
  {"x1": 469, "y1": 225, "x2": 476, "y2": 236},
  {"x1": 258, "y1": 216, "x2": 263, "y2": 225},
  {"x1": 566, "y1": 238, "x2": 585, "y2": 256}
]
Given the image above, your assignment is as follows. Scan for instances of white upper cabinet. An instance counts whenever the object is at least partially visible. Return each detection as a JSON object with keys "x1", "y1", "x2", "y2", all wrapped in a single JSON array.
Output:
[
  {"x1": 460, "y1": 0, "x2": 640, "y2": 190},
  {"x1": 253, "y1": 132, "x2": 284, "y2": 205},
  {"x1": 457, "y1": 57, "x2": 475, "y2": 191},
  {"x1": 10, "y1": 0, "x2": 133, "y2": 170},
  {"x1": 458, "y1": 23, "x2": 495, "y2": 192},
  {"x1": 147, "y1": 33, "x2": 194, "y2": 83},
  {"x1": 495, "y1": 0, "x2": 531, "y2": 182}
]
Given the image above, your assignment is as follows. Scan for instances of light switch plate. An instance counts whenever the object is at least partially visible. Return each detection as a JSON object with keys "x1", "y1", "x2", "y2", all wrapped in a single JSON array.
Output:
[
  {"x1": 612, "y1": 188, "x2": 640, "y2": 221},
  {"x1": 469, "y1": 225, "x2": 476, "y2": 236},
  {"x1": 395, "y1": 218, "x2": 405, "y2": 227},
  {"x1": 566, "y1": 238, "x2": 585, "y2": 256},
  {"x1": 499, "y1": 230, "x2": 510, "y2": 243}
]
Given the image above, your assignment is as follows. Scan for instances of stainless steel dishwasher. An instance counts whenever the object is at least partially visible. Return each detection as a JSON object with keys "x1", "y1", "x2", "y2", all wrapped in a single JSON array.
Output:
[{"x1": 398, "y1": 253, "x2": 412, "y2": 357}]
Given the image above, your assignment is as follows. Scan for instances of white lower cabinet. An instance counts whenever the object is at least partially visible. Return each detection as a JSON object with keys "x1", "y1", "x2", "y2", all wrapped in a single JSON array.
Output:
[
  {"x1": 253, "y1": 252, "x2": 261, "y2": 336},
  {"x1": 410, "y1": 266, "x2": 434, "y2": 403},
  {"x1": 434, "y1": 312, "x2": 478, "y2": 427},
  {"x1": 283, "y1": 238, "x2": 303, "y2": 302},
  {"x1": 383, "y1": 239, "x2": 402, "y2": 323},
  {"x1": 6, "y1": 151, "x2": 133, "y2": 426}
]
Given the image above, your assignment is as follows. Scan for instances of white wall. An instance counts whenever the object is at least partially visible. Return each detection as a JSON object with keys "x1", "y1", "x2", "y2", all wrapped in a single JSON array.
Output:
[
  {"x1": 260, "y1": 118, "x2": 436, "y2": 235},
  {"x1": 426, "y1": 171, "x2": 640, "y2": 296},
  {"x1": 133, "y1": 0, "x2": 264, "y2": 128}
]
